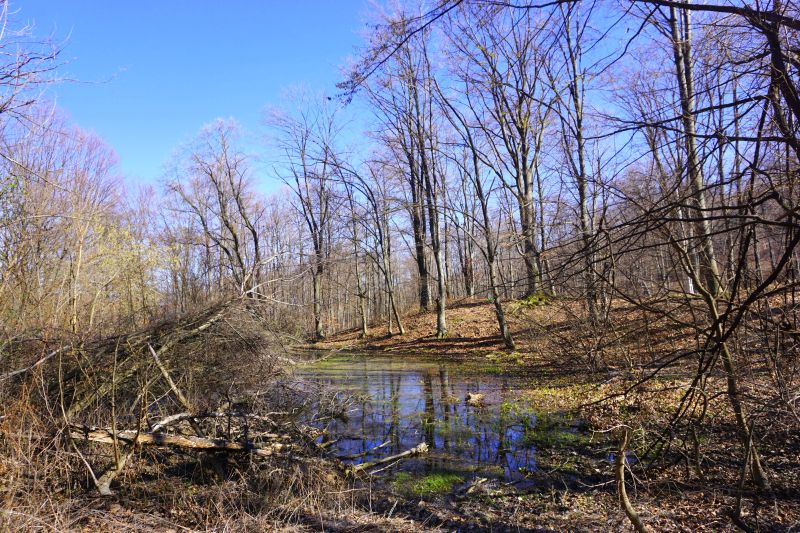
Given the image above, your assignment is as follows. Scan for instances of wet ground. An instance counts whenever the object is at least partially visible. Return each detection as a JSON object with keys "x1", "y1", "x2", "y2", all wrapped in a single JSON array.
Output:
[{"x1": 295, "y1": 353, "x2": 595, "y2": 490}]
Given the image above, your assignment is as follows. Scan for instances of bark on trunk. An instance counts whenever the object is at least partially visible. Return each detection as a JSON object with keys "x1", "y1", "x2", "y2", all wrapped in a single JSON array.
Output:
[{"x1": 669, "y1": 4, "x2": 770, "y2": 491}]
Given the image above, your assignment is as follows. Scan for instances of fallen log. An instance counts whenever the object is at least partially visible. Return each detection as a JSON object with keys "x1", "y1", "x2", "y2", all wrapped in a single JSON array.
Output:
[
  {"x1": 149, "y1": 410, "x2": 262, "y2": 432},
  {"x1": 69, "y1": 425, "x2": 294, "y2": 457},
  {"x1": 337, "y1": 440, "x2": 390, "y2": 460},
  {"x1": 349, "y1": 442, "x2": 428, "y2": 473}
]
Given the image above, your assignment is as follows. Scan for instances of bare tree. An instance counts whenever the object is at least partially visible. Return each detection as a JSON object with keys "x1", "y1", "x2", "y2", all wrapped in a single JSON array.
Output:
[
  {"x1": 437, "y1": 81, "x2": 517, "y2": 349},
  {"x1": 166, "y1": 121, "x2": 263, "y2": 297},
  {"x1": 446, "y1": 3, "x2": 551, "y2": 297},
  {"x1": 268, "y1": 96, "x2": 341, "y2": 340}
]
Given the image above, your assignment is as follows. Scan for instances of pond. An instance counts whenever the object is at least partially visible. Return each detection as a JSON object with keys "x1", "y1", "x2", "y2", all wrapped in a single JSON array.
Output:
[{"x1": 295, "y1": 353, "x2": 591, "y2": 486}]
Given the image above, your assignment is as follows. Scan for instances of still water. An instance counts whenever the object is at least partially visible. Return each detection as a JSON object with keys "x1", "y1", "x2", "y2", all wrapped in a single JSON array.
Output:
[{"x1": 295, "y1": 354, "x2": 580, "y2": 481}]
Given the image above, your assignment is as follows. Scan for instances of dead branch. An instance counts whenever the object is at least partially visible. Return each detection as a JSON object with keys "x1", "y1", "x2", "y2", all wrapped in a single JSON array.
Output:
[
  {"x1": 66, "y1": 304, "x2": 230, "y2": 417},
  {"x1": 337, "y1": 440, "x2": 390, "y2": 460},
  {"x1": 0, "y1": 345, "x2": 71, "y2": 382},
  {"x1": 349, "y1": 442, "x2": 428, "y2": 473},
  {"x1": 150, "y1": 410, "x2": 252, "y2": 432},
  {"x1": 616, "y1": 427, "x2": 649, "y2": 533},
  {"x1": 148, "y1": 343, "x2": 191, "y2": 411},
  {"x1": 69, "y1": 424, "x2": 295, "y2": 457}
]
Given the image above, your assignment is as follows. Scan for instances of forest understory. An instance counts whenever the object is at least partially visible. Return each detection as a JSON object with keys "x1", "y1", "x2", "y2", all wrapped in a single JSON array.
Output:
[{"x1": 2, "y1": 297, "x2": 798, "y2": 532}]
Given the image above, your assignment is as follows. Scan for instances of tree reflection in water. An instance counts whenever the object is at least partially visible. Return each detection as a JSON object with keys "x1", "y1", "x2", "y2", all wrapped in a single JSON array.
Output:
[{"x1": 297, "y1": 354, "x2": 558, "y2": 480}]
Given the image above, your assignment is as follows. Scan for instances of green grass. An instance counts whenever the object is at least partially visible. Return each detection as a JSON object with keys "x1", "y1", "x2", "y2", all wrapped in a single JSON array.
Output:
[
  {"x1": 485, "y1": 350, "x2": 526, "y2": 365},
  {"x1": 392, "y1": 471, "x2": 464, "y2": 496},
  {"x1": 473, "y1": 362, "x2": 504, "y2": 375}
]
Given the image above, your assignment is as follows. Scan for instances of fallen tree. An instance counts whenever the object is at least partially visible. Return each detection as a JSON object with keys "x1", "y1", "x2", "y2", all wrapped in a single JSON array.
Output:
[
  {"x1": 1, "y1": 295, "x2": 437, "y2": 533},
  {"x1": 69, "y1": 424, "x2": 296, "y2": 457}
]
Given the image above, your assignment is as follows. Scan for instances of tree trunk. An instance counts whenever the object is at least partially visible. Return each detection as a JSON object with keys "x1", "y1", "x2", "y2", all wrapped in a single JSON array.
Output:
[
  {"x1": 312, "y1": 259, "x2": 325, "y2": 340},
  {"x1": 669, "y1": 4, "x2": 769, "y2": 491}
]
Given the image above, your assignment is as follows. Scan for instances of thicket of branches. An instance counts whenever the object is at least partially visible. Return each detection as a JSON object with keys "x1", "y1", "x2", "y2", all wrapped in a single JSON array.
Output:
[{"x1": 0, "y1": 0, "x2": 798, "y2": 529}]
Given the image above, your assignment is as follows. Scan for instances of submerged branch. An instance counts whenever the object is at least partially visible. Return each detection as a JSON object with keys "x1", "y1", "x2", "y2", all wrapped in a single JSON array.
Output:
[{"x1": 349, "y1": 442, "x2": 429, "y2": 473}]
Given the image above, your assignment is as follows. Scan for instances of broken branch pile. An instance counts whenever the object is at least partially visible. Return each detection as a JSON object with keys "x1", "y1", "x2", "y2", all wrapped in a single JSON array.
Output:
[{"x1": 2, "y1": 298, "x2": 427, "y2": 501}]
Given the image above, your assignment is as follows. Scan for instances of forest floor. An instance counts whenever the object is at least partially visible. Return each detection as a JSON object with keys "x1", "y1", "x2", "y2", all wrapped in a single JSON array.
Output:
[
  {"x1": 304, "y1": 296, "x2": 800, "y2": 532},
  {"x1": 313, "y1": 295, "x2": 689, "y2": 365},
  {"x1": 3, "y1": 298, "x2": 797, "y2": 532}
]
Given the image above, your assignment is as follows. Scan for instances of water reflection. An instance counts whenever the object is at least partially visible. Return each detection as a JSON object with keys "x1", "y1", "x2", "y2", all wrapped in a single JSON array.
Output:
[{"x1": 296, "y1": 355, "x2": 540, "y2": 480}]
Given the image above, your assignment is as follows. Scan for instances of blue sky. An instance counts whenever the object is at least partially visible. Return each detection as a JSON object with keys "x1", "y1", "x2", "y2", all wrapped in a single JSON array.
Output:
[{"x1": 19, "y1": 1, "x2": 369, "y2": 187}]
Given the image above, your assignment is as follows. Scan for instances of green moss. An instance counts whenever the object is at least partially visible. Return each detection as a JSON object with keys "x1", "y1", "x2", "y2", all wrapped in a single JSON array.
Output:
[
  {"x1": 523, "y1": 412, "x2": 592, "y2": 448},
  {"x1": 307, "y1": 356, "x2": 349, "y2": 368},
  {"x1": 475, "y1": 361, "x2": 504, "y2": 375},
  {"x1": 392, "y1": 471, "x2": 464, "y2": 496},
  {"x1": 486, "y1": 351, "x2": 526, "y2": 365},
  {"x1": 499, "y1": 400, "x2": 514, "y2": 418},
  {"x1": 518, "y1": 292, "x2": 549, "y2": 307}
]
